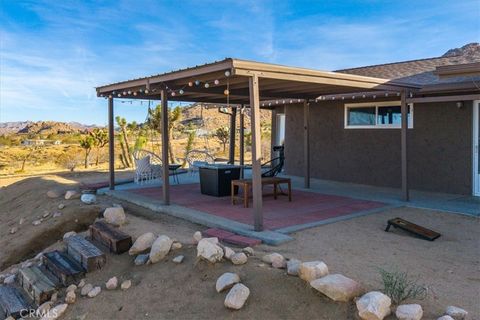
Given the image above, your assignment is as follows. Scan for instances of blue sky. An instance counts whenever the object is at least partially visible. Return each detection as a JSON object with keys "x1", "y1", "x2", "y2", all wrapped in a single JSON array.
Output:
[{"x1": 0, "y1": 0, "x2": 479, "y2": 125}]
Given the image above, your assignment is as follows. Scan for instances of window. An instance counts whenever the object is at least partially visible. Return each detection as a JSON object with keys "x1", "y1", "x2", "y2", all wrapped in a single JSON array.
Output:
[{"x1": 344, "y1": 102, "x2": 413, "y2": 129}]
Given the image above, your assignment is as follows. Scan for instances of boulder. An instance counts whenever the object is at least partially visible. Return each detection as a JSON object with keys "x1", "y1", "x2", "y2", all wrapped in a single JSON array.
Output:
[
  {"x1": 437, "y1": 316, "x2": 454, "y2": 320},
  {"x1": 310, "y1": 274, "x2": 362, "y2": 302},
  {"x1": 80, "y1": 194, "x2": 96, "y2": 204},
  {"x1": 134, "y1": 254, "x2": 149, "y2": 266},
  {"x1": 129, "y1": 232, "x2": 156, "y2": 255},
  {"x1": 65, "y1": 190, "x2": 79, "y2": 200},
  {"x1": 103, "y1": 207, "x2": 126, "y2": 226},
  {"x1": 224, "y1": 283, "x2": 250, "y2": 310},
  {"x1": 193, "y1": 231, "x2": 202, "y2": 243},
  {"x1": 149, "y1": 235, "x2": 173, "y2": 263},
  {"x1": 445, "y1": 306, "x2": 468, "y2": 320},
  {"x1": 287, "y1": 259, "x2": 301, "y2": 276},
  {"x1": 172, "y1": 255, "x2": 184, "y2": 264},
  {"x1": 63, "y1": 231, "x2": 77, "y2": 240},
  {"x1": 216, "y1": 272, "x2": 241, "y2": 292},
  {"x1": 106, "y1": 276, "x2": 118, "y2": 290},
  {"x1": 231, "y1": 252, "x2": 248, "y2": 265},
  {"x1": 121, "y1": 280, "x2": 132, "y2": 290},
  {"x1": 41, "y1": 303, "x2": 67, "y2": 320},
  {"x1": 65, "y1": 290, "x2": 76, "y2": 304},
  {"x1": 242, "y1": 247, "x2": 254, "y2": 256},
  {"x1": 87, "y1": 286, "x2": 101, "y2": 298},
  {"x1": 66, "y1": 284, "x2": 77, "y2": 292},
  {"x1": 298, "y1": 261, "x2": 329, "y2": 282},
  {"x1": 224, "y1": 246, "x2": 235, "y2": 260},
  {"x1": 47, "y1": 190, "x2": 61, "y2": 199},
  {"x1": 80, "y1": 283, "x2": 93, "y2": 296},
  {"x1": 356, "y1": 291, "x2": 391, "y2": 320},
  {"x1": 396, "y1": 304, "x2": 423, "y2": 320},
  {"x1": 197, "y1": 237, "x2": 224, "y2": 263},
  {"x1": 262, "y1": 253, "x2": 283, "y2": 264}
]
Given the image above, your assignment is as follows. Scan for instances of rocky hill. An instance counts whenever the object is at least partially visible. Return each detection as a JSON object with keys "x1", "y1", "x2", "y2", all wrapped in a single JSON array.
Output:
[
  {"x1": 0, "y1": 121, "x2": 101, "y2": 135},
  {"x1": 442, "y1": 42, "x2": 479, "y2": 57}
]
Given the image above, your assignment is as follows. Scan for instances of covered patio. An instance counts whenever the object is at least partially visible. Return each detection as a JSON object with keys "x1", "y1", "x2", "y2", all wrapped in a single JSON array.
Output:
[{"x1": 96, "y1": 58, "x2": 419, "y2": 236}]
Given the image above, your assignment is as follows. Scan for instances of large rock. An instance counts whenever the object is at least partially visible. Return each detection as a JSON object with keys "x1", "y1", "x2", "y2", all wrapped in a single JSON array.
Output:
[
  {"x1": 224, "y1": 283, "x2": 250, "y2": 310},
  {"x1": 106, "y1": 276, "x2": 118, "y2": 290},
  {"x1": 445, "y1": 306, "x2": 468, "y2": 320},
  {"x1": 80, "y1": 194, "x2": 96, "y2": 204},
  {"x1": 65, "y1": 190, "x2": 79, "y2": 200},
  {"x1": 242, "y1": 247, "x2": 254, "y2": 256},
  {"x1": 87, "y1": 286, "x2": 101, "y2": 298},
  {"x1": 287, "y1": 259, "x2": 301, "y2": 276},
  {"x1": 41, "y1": 303, "x2": 68, "y2": 320},
  {"x1": 298, "y1": 261, "x2": 329, "y2": 282},
  {"x1": 80, "y1": 283, "x2": 93, "y2": 296},
  {"x1": 262, "y1": 253, "x2": 286, "y2": 268},
  {"x1": 129, "y1": 232, "x2": 156, "y2": 255},
  {"x1": 395, "y1": 304, "x2": 423, "y2": 320},
  {"x1": 65, "y1": 290, "x2": 76, "y2": 304},
  {"x1": 356, "y1": 291, "x2": 391, "y2": 320},
  {"x1": 310, "y1": 274, "x2": 362, "y2": 302},
  {"x1": 216, "y1": 272, "x2": 240, "y2": 292},
  {"x1": 197, "y1": 237, "x2": 224, "y2": 263},
  {"x1": 121, "y1": 280, "x2": 132, "y2": 290},
  {"x1": 103, "y1": 207, "x2": 126, "y2": 226},
  {"x1": 231, "y1": 252, "x2": 248, "y2": 265},
  {"x1": 149, "y1": 235, "x2": 173, "y2": 263},
  {"x1": 223, "y1": 246, "x2": 235, "y2": 260}
]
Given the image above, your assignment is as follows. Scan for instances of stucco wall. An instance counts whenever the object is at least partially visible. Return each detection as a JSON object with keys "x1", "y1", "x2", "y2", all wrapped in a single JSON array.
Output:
[{"x1": 281, "y1": 100, "x2": 472, "y2": 195}]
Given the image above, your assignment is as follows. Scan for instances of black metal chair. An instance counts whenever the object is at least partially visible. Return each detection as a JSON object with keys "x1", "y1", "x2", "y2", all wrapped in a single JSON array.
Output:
[{"x1": 261, "y1": 145, "x2": 285, "y2": 178}]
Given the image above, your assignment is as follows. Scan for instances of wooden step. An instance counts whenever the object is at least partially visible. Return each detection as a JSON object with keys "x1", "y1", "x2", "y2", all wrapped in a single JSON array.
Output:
[
  {"x1": 43, "y1": 251, "x2": 85, "y2": 286},
  {"x1": 17, "y1": 266, "x2": 58, "y2": 305},
  {"x1": 89, "y1": 221, "x2": 132, "y2": 254},
  {"x1": 0, "y1": 285, "x2": 31, "y2": 319},
  {"x1": 66, "y1": 235, "x2": 106, "y2": 272}
]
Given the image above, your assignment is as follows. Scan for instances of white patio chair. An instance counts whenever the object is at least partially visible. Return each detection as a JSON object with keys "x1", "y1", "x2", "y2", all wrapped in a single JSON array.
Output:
[
  {"x1": 185, "y1": 150, "x2": 215, "y2": 176},
  {"x1": 133, "y1": 149, "x2": 163, "y2": 184}
]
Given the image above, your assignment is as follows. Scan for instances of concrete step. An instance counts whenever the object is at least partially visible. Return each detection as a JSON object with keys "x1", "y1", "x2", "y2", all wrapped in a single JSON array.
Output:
[
  {"x1": 65, "y1": 235, "x2": 106, "y2": 272},
  {"x1": 89, "y1": 221, "x2": 132, "y2": 254},
  {"x1": 43, "y1": 251, "x2": 85, "y2": 286},
  {"x1": 0, "y1": 285, "x2": 31, "y2": 319}
]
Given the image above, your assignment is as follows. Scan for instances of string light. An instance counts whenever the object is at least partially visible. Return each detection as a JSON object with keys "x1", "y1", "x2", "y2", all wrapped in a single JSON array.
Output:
[
  {"x1": 127, "y1": 91, "x2": 132, "y2": 94},
  {"x1": 195, "y1": 80, "x2": 200, "y2": 86},
  {"x1": 179, "y1": 89, "x2": 184, "y2": 95},
  {"x1": 117, "y1": 94, "x2": 121, "y2": 97},
  {"x1": 145, "y1": 89, "x2": 149, "y2": 94},
  {"x1": 171, "y1": 91, "x2": 176, "y2": 97},
  {"x1": 204, "y1": 83, "x2": 210, "y2": 88},
  {"x1": 214, "y1": 79, "x2": 220, "y2": 85},
  {"x1": 133, "y1": 92, "x2": 138, "y2": 96},
  {"x1": 188, "y1": 81, "x2": 193, "y2": 87},
  {"x1": 224, "y1": 89, "x2": 229, "y2": 95},
  {"x1": 224, "y1": 70, "x2": 231, "y2": 77}
]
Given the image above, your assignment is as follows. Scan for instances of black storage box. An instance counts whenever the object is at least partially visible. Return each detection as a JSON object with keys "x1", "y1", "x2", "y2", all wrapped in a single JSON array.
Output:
[{"x1": 199, "y1": 164, "x2": 241, "y2": 197}]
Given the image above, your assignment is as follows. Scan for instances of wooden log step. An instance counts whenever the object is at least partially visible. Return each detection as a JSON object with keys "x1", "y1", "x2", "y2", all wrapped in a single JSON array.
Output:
[
  {"x1": 0, "y1": 285, "x2": 31, "y2": 319},
  {"x1": 43, "y1": 251, "x2": 85, "y2": 286},
  {"x1": 17, "y1": 266, "x2": 58, "y2": 305},
  {"x1": 89, "y1": 221, "x2": 132, "y2": 254},
  {"x1": 66, "y1": 235, "x2": 106, "y2": 272}
]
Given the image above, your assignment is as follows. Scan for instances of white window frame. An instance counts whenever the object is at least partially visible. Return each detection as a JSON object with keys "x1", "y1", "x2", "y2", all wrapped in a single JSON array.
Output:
[{"x1": 344, "y1": 101, "x2": 414, "y2": 129}]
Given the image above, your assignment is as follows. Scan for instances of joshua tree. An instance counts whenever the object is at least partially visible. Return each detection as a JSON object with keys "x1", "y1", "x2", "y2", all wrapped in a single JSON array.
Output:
[
  {"x1": 147, "y1": 105, "x2": 182, "y2": 163},
  {"x1": 79, "y1": 135, "x2": 94, "y2": 168},
  {"x1": 90, "y1": 128, "x2": 108, "y2": 166},
  {"x1": 214, "y1": 127, "x2": 229, "y2": 152},
  {"x1": 115, "y1": 116, "x2": 133, "y2": 167}
]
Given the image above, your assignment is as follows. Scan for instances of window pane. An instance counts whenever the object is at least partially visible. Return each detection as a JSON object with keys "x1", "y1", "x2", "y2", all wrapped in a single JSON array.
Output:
[
  {"x1": 347, "y1": 107, "x2": 376, "y2": 125},
  {"x1": 377, "y1": 106, "x2": 401, "y2": 125}
]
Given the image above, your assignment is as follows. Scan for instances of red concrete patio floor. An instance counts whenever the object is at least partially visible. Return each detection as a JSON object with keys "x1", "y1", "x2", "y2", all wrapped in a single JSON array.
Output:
[{"x1": 128, "y1": 183, "x2": 387, "y2": 230}]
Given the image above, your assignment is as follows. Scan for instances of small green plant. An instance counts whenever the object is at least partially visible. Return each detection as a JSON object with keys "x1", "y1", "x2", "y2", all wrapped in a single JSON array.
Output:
[{"x1": 378, "y1": 268, "x2": 427, "y2": 305}]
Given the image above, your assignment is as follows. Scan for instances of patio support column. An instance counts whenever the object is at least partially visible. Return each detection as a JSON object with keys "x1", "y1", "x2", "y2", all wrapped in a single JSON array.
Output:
[
  {"x1": 303, "y1": 100, "x2": 310, "y2": 188},
  {"x1": 108, "y1": 96, "x2": 115, "y2": 190},
  {"x1": 229, "y1": 107, "x2": 237, "y2": 164},
  {"x1": 239, "y1": 105, "x2": 245, "y2": 178},
  {"x1": 249, "y1": 74, "x2": 263, "y2": 231},
  {"x1": 161, "y1": 89, "x2": 170, "y2": 205},
  {"x1": 401, "y1": 89, "x2": 409, "y2": 201}
]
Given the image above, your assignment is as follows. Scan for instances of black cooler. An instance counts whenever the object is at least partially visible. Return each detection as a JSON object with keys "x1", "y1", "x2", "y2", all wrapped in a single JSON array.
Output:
[{"x1": 199, "y1": 164, "x2": 241, "y2": 197}]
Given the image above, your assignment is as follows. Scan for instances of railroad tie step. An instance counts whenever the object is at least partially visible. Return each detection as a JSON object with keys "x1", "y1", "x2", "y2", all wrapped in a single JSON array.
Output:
[
  {"x1": 17, "y1": 266, "x2": 59, "y2": 305},
  {"x1": 89, "y1": 221, "x2": 132, "y2": 254},
  {"x1": 65, "y1": 235, "x2": 107, "y2": 272},
  {"x1": 43, "y1": 251, "x2": 85, "y2": 287},
  {"x1": 0, "y1": 285, "x2": 31, "y2": 319}
]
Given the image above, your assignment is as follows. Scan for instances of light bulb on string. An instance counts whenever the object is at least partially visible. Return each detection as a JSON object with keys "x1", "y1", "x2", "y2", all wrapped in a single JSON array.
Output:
[
  {"x1": 117, "y1": 94, "x2": 121, "y2": 97},
  {"x1": 224, "y1": 89, "x2": 229, "y2": 96},
  {"x1": 179, "y1": 89, "x2": 184, "y2": 95},
  {"x1": 188, "y1": 81, "x2": 193, "y2": 87},
  {"x1": 224, "y1": 70, "x2": 231, "y2": 77},
  {"x1": 145, "y1": 89, "x2": 149, "y2": 94},
  {"x1": 195, "y1": 80, "x2": 200, "y2": 86},
  {"x1": 214, "y1": 79, "x2": 220, "y2": 85},
  {"x1": 171, "y1": 91, "x2": 176, "y2": 97},
  {"x1": 204, "y1": 83, "x2": 210, "y2": 88},
  {"x1": 133, "y1": 92, "x2": 137, "y2": 96},
  {"x1": 127, "y1": 91, "x2": 132, "y2": 95}
]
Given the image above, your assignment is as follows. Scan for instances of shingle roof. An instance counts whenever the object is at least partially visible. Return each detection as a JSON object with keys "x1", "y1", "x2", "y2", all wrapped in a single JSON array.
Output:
[{"x1": 337, "y1": 44, "x2": 480, "y2": 85}]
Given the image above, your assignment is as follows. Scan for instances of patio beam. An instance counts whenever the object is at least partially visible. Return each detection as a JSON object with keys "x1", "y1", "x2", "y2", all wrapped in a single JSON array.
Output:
[
  {"x1": 304, "y1": 100, "x2": 310, "y2": 188},
  {"x1": 239, "y1": 105, "x2": 245, "y2": 178},
  {"x1": 229, "y1": 107, "x2": 237, "y2": 164},
  {"x1": 401, "y1": 89, "x2": 409, "y2": 201},
  {"x1": 161, "y1": 89, "x2": 170, "y2": 205},
  {"x1": 249, "y1": 74, "x2": 264, "y2": 231},
  {"x1": 108, "y1": 97, "x2": 115, "y2": 190}
]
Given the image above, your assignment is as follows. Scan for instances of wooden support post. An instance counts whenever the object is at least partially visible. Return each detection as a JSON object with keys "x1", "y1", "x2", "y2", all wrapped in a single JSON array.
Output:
[
  {"x1": 249, "y1": 75, "x2": 263, "y2": 231},
  {"x1": 401, "y1": 90, "x2": 409, "y2": 201},
  {"x1": 303, "y1": 100, "x2": 310, "y2": 188},
  {"x1": 161, "y1": 89, "x2": 170, "y2": 205},
  {"x1": 108, "y1": 97, "x2": 115, "y2": 190},
  {"x1": 229, "y1": 106, "x2": 237, "y2": 164},
  {"x1": 239, "y1": 105, "x2": 245, "y2": 178}
]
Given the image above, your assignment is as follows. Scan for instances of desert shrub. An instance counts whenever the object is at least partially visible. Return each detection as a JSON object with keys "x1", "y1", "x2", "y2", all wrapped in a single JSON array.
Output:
[
  {"x1": 57, "y1": 151, "x2": 81, "y2": 171},
  {"x1": 378, "y1": 268, "x2": 427, "y2": 305}
]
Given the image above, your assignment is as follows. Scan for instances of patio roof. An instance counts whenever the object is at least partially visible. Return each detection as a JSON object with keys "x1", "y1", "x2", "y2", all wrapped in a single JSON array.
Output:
[{"x1": 96, "y1": 58, "x2": 419, "y2": 104}]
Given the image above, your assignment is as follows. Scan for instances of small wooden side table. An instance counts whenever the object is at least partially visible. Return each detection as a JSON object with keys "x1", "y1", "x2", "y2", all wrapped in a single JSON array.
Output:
[{"x1": 231, "y1": 177, "x2": 292, "y2": 208}]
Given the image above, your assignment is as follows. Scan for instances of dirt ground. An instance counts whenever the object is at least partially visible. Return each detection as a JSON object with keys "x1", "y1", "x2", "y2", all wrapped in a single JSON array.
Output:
[{"x1": 1, "y1": 172, "x2": 479, "y2": 319}]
